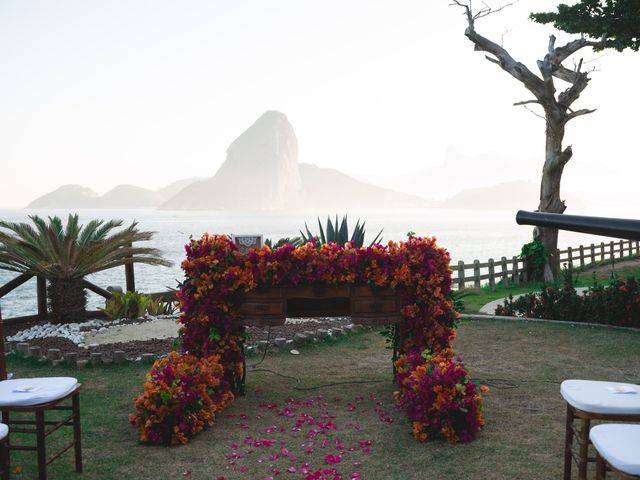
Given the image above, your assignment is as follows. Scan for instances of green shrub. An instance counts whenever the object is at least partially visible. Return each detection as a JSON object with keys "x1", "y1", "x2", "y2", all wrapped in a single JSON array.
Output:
[
  {"x1": 102, "y1": 291, "x2": 151, "y2": 320},
  {"x1": 146, "y1": 296, "x2": 178, "y2": 316},
  {"x1": 519, "y1": 241, "x2": 548, "y2": 281},
  {"x1": 495, "y1": 276, "x2": 640, "y2": 328}
]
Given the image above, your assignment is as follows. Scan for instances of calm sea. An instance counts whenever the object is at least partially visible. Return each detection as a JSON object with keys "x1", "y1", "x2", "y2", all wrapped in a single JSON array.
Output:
[{"x1": 0, "y1": 207, "x2": 624, "y2": 318}]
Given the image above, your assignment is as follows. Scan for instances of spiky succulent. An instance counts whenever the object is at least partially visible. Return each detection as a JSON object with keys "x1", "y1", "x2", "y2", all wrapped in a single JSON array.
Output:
[{"x1": 299, "y1": 215, "x2": 383, "y2": 248}]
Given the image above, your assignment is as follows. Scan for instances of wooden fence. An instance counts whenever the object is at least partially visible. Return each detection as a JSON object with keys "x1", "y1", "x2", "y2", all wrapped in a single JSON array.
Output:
[
  {"x1": 0, "y1": 251, "x2": 175, "y2": 324},
  {"x1": 454, "y1": 239, "x2": 640, "y2": 291}
]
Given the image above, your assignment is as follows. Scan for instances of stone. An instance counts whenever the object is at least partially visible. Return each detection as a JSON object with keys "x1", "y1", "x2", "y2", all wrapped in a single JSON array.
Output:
[
  {"x1": 65, "y1": 352, "x2": 78, "y2": 366},
  {"x1": 46, "y1": 348, "x2": 61, "y2": 361},
  {"x1": 113, "y1": 350, "x2": 126, "y2": 365},
  {"x1": 28, "y1": 346, "x2": 42, "y2": 358},
  {"x1": 274, "y1": 338, "x2": 287, "y2": 349},
  {"x1": 332, "y1": 327, "x2": 344, "y2": 336},
  {"x1": 293, "y1": 333, "x2": 307, "y2": 347},
  {"x1": 52, "y1": 359, "x2": 64, "y2": 367},
  {"x1": 257, "y1": 340, "x2": 269, "y2": 351},
  {"x1": 77, "y1": 360, "x2": 88, "y2": 368},
  {"x1": 344, "y1": 324, "x2": 355, "y2": 333},
  {"x1": 316, "y1": 329, "x2": 329, "y2": 339},
  {"x1": 141, "y1": 353, "x2": 156, "y2": 363},
  {"x1": 90, "y1": 352, "x2": 102, "y2": 366},
  {"x1": 16, "y1": 343, "x2": 29, "y2": 356},
  {"x1": 303, "y1": 330, "x2": 316, "y2": 340}
]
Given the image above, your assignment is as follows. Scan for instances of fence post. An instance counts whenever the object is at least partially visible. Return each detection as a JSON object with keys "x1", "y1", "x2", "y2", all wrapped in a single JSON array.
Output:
[
  {"x1": 522, "y1": 257, "x2": 529, "y2": 283},
  {"x1": 601, "y1": 242, "x2": 606, "y2": 261},
  {"x1": 636, "y1": 241, "x2": 639, "y2": 256},
  {"x1": 37, "y1": 276, "x2": 47, "y2": 320},
  {"x1": 457, "y1": 260, "x2": 465, "y2": 290},
  {"x1": 512, "y1": 256, "x2": 520, "y2": 285},
  {"x1": 125, "y1": 242, "x2": 135, "y2": 292},
  {"x1": 473, "y1": 260, "x2": 481, "y2": 288},
  {"x1": 567, "y1": 246, "x2": 573, "y2": 269},
  {"x1": 619, "y1": 240, "x2": 625, "y2": 259},
  {"x1": 501, "y1": 256, "x2": 508, "y2": 288},
  {"x1": 610, "y1": 241, "x2": 615, "y2": 262},
  {"x1": 488, "y1": 258, "x2": 496, "y2": 292},
  {"x1": 579, "y1": 245, "x2": 585, "y2": 268},
  {"x1": 590, "y1": 243, "x2": 595, "y2": 265}
]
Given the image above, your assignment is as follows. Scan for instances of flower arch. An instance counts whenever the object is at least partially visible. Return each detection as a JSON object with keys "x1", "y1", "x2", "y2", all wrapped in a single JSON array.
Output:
[{"x1": 132, "y1": 235, "x2": 484, "y2": 445}]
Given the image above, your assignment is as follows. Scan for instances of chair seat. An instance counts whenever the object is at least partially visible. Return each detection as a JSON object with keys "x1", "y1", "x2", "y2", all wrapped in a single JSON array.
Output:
[
  {"x1": 0, "y1": 377, "x2": 78, "y2": 407},
  {"x1": 0, "y1": 423, "x2": 7, "y2": 441},
  {"x1": 561, "y1": 379, "x2": 640, "y2": 415},
  {"x1": 590, "y1": 424, "x2": 640, "y2": 476}
]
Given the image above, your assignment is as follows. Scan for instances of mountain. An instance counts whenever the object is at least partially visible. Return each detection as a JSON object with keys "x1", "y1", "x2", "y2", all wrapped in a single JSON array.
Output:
[
  {"x1": 27, "y1": 185, "x2": 99, "y2": 209},
  {"x1": 161, "y1": 110, "x2": 434, "y2": 210},
  {"x1": 354, "y1": 145, "x2": 540, "y2": 200},
  {"x1": 441, "y1": 180, "x2": 586, "y2": 211},
  {"x1": 296, "y1": 164, "x2": 430, "y2": 208},
  {"x1": 27, "y1": 178, "x2": 203, "y2": 209}
]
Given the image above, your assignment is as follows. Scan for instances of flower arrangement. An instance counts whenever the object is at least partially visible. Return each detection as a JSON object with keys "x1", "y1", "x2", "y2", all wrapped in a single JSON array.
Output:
[
  {"x1": 144, "y1": 233, "x2": 484, "y2": 445},
  {"x1": 130, "y1": 351, "x2": 234, "y2": 445},
  {"x1": 394, "y1": 349, "x2": 485, "y2": 444}
]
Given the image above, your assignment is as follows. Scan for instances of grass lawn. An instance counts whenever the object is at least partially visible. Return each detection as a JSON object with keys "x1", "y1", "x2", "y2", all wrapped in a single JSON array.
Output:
[{"x1": 4, "y1": 320, "x2": 640, "y2": 479}]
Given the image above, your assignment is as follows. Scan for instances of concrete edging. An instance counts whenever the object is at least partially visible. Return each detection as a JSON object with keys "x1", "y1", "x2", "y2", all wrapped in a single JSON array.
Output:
[{"x1": 460, "y1": 313, "x2": 640, "y2": 333}]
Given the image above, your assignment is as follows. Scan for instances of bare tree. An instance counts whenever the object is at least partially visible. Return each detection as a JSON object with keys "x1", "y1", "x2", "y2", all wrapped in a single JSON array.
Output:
[{"x1": 452, "y1": 1, "x2": 605, "y2": 280}]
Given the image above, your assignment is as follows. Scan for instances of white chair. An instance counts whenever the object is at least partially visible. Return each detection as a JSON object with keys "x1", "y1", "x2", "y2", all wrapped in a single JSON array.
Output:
[
  {"x1": 0, "y1": 311, "x2": 82, "y2": 480},
  {"x1": 561, "y1": 379, "x2": 640, "y2": 480},
  {"x1": 590, "y1": 424, "x2": 640, "y2": 479}
]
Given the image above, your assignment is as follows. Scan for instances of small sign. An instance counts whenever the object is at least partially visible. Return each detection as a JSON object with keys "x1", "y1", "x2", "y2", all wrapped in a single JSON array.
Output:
[{"x1": 232, "y1": 234, "x2": 263, "y2": 253}]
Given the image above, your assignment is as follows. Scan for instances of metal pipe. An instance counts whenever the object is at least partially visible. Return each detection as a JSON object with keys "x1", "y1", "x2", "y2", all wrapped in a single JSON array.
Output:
[{"x1": 516, "y1": 210, "x2": 640, "y2": 241}]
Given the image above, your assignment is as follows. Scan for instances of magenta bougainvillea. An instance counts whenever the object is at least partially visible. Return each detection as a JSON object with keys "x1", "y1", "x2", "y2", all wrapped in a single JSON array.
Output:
[{"x1": 134, "y1": 234, "x2": 484, "y2": 445}]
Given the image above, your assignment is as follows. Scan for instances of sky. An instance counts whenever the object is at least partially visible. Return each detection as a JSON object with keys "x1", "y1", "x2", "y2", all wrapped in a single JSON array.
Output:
[{"x1": 1, "y1": 0, "x2": 638, "y2": 209}]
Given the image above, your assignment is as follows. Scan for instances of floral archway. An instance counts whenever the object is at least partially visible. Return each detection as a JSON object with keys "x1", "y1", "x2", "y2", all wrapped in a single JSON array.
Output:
[{"x1": 131, "y1": 235, "x2": 484, "y2": 445}]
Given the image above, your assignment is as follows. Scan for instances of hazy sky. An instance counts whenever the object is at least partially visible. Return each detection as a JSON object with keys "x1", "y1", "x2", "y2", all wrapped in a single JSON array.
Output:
[{"x1": 1, "y1": 0, "x2": 638, "y2": 209}]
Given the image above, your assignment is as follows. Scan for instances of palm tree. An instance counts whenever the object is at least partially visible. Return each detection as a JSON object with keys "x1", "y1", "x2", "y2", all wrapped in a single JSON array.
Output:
[{"x1": 0, "y1": 214, "x2": 171, "y2": 323}]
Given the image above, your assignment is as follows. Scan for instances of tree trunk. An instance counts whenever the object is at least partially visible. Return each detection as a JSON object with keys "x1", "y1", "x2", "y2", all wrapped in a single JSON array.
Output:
[
  {"x1": 48, "y1": 278, "x2": 87, "y2": 324},
  {"x1": 537, "y1": 113, "x2": 569, "y2": 281}
]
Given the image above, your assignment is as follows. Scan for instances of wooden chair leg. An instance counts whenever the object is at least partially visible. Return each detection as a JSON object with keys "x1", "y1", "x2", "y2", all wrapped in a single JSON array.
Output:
[
  {"x1": 595, "y1": 453, "x2": 605, "y2": 480},
  {"x1": 72, "y1": 391, "x2": 82, "y2": 472},
  {"x1": 0, "y1": 439, "x2": 8, "y2": 480},
  {"x1": 35, "y1": 411, "x2": 47, "y2": 480},
  {"x1": 578, "y1": 417, "x2": 591, "y2": 480},
  {"x1": 564, "y1": 404, "x2": 574, "y2": 480},
  {"x1": 1, "y1": 412, "x2": 9, "y2": 480}
]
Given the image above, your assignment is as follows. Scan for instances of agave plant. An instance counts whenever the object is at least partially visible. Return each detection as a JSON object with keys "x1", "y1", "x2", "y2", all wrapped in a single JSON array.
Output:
[
  {"x1": 299, "y1": 215, "x2": 383, "y2": 248},
  {"x1": 0, "y1": 214, "x2": 171, "y2": 323},
  {"x1": 264, "y1": 236, "x2": 303, "y2": 249}
]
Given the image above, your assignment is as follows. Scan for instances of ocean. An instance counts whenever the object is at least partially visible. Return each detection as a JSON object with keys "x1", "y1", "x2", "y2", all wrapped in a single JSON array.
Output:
[{"x1": 0, "y1": 207, "x2": 625, "y2": 318}]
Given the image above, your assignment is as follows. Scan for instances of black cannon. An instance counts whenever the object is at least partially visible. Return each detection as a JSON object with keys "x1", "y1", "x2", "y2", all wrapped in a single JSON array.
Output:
[{"x1": 516, "y1": 210, "x2": 640, "y2": 241}]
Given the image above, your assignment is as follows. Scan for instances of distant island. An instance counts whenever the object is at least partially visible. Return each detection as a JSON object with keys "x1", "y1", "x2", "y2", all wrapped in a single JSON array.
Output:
[{"x1": 27, "y1": 110, "x2": 584, "y2": 211}]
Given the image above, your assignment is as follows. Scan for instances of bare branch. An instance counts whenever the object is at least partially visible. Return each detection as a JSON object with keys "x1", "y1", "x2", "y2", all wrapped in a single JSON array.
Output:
[
  {"x1": 513, "y1": 100, "x2": 540, "y2": 106},
  {"x1": 455, "y1": 11, "x2": 545, "y2": 100},
  {"x1": 565, "y1": 108, "x2": 597, "y2": 123},
  {"x1": 523, "y1": 105, "x2": 546, "y2": 120},
  {"x1": 552, "y1": 37, "x2": 607, "y2": 66}
]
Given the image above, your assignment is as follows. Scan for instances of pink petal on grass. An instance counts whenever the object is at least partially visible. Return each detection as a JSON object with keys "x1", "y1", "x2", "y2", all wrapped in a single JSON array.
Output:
[{"x1": 324, "y1": 454, "x2": 342, "y2": 465}]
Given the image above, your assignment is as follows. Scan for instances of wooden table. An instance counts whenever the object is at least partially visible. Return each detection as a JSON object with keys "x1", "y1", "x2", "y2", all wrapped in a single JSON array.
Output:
[{"x1": 238, "y1": 284, "x2": 402, "y2": 326}]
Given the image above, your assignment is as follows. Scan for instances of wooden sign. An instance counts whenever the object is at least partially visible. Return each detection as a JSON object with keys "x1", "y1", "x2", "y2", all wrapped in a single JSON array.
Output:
[{"x1": 232, "y1": 234, "x2": 263, "y2": 253}]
